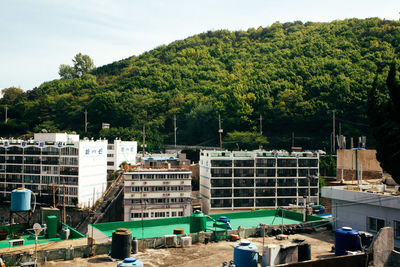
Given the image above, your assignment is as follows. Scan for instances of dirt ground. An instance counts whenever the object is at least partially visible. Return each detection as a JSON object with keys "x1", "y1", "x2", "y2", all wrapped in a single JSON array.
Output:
[{"x1": 42, "y1": 230, "x2": 335, "y2": 267}]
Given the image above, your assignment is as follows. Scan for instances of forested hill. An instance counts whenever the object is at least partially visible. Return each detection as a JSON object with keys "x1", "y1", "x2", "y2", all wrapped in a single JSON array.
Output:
[{"x1": 1, "y1": 18, "x2": 400, "y2": 151}]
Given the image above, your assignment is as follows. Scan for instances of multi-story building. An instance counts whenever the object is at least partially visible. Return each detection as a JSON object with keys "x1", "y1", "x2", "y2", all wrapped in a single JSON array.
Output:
[
  {"x1": 0, "y1": 133, "x2": 107, "y2": 208},
  {"x1": 107, "y1": 139, "x2": 137, "y2": 171},
  {"x1": 123, "y1": 156, "x2": 192, "y2": 221},
  {"x1": 199, "y1": 150, "x2": 319, "y2": 214}
]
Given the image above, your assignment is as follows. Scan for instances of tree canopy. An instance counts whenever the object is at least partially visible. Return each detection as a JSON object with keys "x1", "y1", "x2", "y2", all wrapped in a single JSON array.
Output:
[
  {"x1": 1, "y1": 18, "x2": 400, "y2": 152},
  {"x1": 368, "y1": 62, "x2": 400, "y2": 184},
  {"x1": 59, "y1": 53, "x2": 95, "y2": 79}
]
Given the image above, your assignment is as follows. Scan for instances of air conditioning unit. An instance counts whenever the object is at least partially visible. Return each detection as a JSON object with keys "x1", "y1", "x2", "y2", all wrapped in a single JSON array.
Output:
[
  {"x1": 143, "y1": 182, "x2": 147, "y2": 184},
  {"x1": 143, "y1": 194, "x2": 147, "y2": 197},
  {"x1": 180, "y1": 193, "x2": 184, "y2": 196},
  {"x1": 180, "y1": 236, "x2": 192, "y2": 248},
  {"x1": 180, "y1": 181, "x2": 184, "y2": 184},
  {"x1": 165, "y1": 235, "x2": 177, "y2": 247}
]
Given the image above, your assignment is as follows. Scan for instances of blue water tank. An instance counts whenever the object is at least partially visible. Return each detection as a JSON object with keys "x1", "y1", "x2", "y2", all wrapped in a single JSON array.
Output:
[
  {"x1": 234, "y1": 240, "x2": 258, "y2": 267},
  {"x1": 117, "y1": 258, "x2": 143, "y2": 267},
  {"x1": 11, "y1": 188, "x2": 32, "y2": 212},
  {"x1": 335, "y1": 227, "x2": 361, "y2": 256}
]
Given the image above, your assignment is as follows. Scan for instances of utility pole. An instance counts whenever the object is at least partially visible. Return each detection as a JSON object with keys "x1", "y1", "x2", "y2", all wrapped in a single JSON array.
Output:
[
  {"x1": 142, "y1": 124, "x2": 146, "y2": 156},
  {"x1": 4, "y1": 105, "x2": 8, "y2": 124},
  {"x1": 63, "y1": 182, "x2": 66, "y2": 224},
  {"x1": 332, "y1": 111, "x2": 336, "y2": 154},
  {"x1": 174, "y1": 115, "x2": 177, "y2": 148},
  {"x1": 218, "y1": 114, "x2": 223, "y2": 151},
  {"x1": 292, "y1": 132, "x2": 295, "y2": 148},
  {"x1": 84, "y1": 109, "x2": 88, "y2": 133},
  {"x1": 259, "y1": 114, "x2": 263, "y2": 136},
  {"x1": 339, "y1": 122, "x2": 342, "y2": 137}
]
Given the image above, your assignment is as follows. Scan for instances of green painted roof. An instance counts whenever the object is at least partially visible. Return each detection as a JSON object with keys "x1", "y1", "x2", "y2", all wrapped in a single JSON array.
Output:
[{"x1": 92, "y1": 209, "x2": 324, "y2": 239}]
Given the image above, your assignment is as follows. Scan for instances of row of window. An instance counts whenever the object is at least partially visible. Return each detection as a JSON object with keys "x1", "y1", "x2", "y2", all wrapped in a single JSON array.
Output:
[
  {"x1": 0, "y1": 156, "x2": 78, "y2": 165},
  {"x1": 131, "y1": 186, "x2": 189, "y2": 192},
  {"x1": 0, "y1": 147, "x2": 78, "y2": 155},
  {"x1": 211, "y1": 197, "x2": 307, "y2": 208},
  {"x1": 130, "y1": 211, "x2": 184, "y2": 219},
  {"x1": 0, "y1": 174, "x2": 78, "y2": 185},
  {"x1": 0, "y1": 165, "x2": 78, "y2": 175},
  {"x1": 211, "y1": 159, "x2": 318, "y2": 168},
  {"x1": 210, "y1": 178, "x2": 318, "y2": 187},
  {"x1": 129, "y1": 173, "x2": 190, "y2": 180},
  {"x1": 130, "y1": 198, "x2": 188, "y2": 204},
  {"x1": 210, "y1": 168, "x2": 318, "y2": 178},
  {"x1": 210, "y1": 188, "x2": 318, "y2": 198}
]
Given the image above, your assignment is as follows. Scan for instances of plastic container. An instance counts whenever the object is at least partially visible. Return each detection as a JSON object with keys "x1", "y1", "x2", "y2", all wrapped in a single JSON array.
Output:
[
  {"x1": 117, "y1": 257, "x2": 143, "y2": 267},
  {"x1": 189, "y1": 211, "x2": 206, "y2": 233},
  {"x1": 335, "y1": 227, "x2": 361, "y2": 256},
  {"x1": 112, "y1": 228, "x2": 132, "y2": 260},
  {"x1": 11, "y1": 188, "x2": 31, "y2": 211},
  {"x1": 233, "y1": 240, "x2": 258, "y2": 267},
  {"x1": 46, "y1": 215, "x2": 58, "y2": 238}
]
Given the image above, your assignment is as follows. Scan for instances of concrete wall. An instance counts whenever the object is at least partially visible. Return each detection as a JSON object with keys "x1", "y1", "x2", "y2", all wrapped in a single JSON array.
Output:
[
  {"x1": 336, "y1": 149, "x2": 382, "y2": 180},
  {"x1": 282, "y1": 253, "x2": 368, "y2": 267}
]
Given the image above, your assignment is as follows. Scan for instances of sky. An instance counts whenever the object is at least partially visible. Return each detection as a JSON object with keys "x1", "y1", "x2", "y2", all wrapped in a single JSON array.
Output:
[{"x1": 0, "y1": 0, "x2": 399, "y2": 91}]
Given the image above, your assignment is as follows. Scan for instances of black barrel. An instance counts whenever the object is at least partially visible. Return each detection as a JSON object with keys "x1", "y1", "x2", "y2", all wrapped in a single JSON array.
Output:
[
  {"x1": 111, "y1": 228, "x2": 132, "y2": 259},
  {"x1": 298, "y1": 243, "x2": 311, "y2": 261}
]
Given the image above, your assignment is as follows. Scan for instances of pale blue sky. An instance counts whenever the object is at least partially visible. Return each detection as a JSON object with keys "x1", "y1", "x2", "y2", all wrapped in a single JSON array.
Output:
[{"x1": 0, "y1": 0, "x2": 399, "y2": 91}]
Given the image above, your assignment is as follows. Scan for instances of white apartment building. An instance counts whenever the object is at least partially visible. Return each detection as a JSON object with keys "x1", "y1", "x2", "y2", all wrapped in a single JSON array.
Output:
[
  {"x1": 107, "y1": 139, "x2": 137, "y2": 171},
  {"x1": 0, "y1": 133, "x2": 107, "y2": 208},
  {"x1": 123, "y1": 157, "x2": 192, "y2": 221},
  {"x1": 200, "y1": 150, "x2": 319, "y2": 214},
  {"x1": 321, "y1": 185, "x2": 400, "y2": 248}
]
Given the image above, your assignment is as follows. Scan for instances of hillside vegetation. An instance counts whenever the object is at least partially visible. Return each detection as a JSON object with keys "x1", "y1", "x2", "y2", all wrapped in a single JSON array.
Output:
[{"x1": 1, "y1": 18, "x2": 400, "y2": 151}]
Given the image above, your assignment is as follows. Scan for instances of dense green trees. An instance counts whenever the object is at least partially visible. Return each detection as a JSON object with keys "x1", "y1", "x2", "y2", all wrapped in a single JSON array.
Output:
[
  {"x1": 368, "y1": 62, "x2": 400, "y2": 184},
  {"x1": 1, "y1": 18, "x2": 400, "y2": 152}
]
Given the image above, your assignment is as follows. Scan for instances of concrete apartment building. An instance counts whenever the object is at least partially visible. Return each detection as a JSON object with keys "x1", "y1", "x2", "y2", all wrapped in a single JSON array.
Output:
[
  {"x1": 199, "y1": 150, "x2": 319, "y2": 214},
  {"x1": 106, "y1": 139, "x2": 137, "y2": 171},
  {"x1": 322, "y1": 185, "x2": 400, "y2": 248},
  {"x1": 0, "y1": 133, "x2": 107, "y2": 208},
  {"x1": 123, "y1": 156, "x2": 192, "y2": 221}
]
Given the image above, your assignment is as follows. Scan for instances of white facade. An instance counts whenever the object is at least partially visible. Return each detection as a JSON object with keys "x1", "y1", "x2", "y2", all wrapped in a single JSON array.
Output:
[
  {"x1": 107, "y1": 140, "x2": 137, "y2": 171},
  {"x1": 200, "y1": 150, "x2": 319, "y2": 214},
  {"x1": 321, "y1": 186, "x2": 400, "y2": 248},
  {"x1": 123, "y1": 169, "x2": 192, "y2": 221},
  {"x1": 0, "y1": 133, "x2": 107, "y2": 208}
]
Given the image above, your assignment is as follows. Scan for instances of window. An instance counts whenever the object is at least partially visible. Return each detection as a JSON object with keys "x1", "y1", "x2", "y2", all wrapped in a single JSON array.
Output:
[
  {"x1": 394, "y1": 221, "x2": 400, "y2": 240},
  {"x1": 367, "y1": 217, "x2": 385, "y2": 232}
]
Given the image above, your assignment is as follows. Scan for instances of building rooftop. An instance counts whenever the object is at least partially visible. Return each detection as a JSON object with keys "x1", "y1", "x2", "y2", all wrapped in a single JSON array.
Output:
[
  {"x1": 0, "y1": 222, "x2": 86, "y2": 251},
  {"x1": 321, "y1": 185, "x2": 400, "y2": 209},
  {"x1": 91, "y1": 209, "x2": 325, "y2": 240}
]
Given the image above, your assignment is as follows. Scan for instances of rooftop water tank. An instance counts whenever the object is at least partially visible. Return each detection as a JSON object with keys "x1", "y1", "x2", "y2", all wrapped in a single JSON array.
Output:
[
  {"x1": 112, "y1": 228, "x2": 132, "y2": 260},
  {"x1": 190, "y1": 210, "x2": 206, "y2": 233},
  {"x1": 234, "y1": 240, "x2": 258, "y2": 267},
  {"x1": 335, "y1": 227, "x2": 361, "y2": 256},
  {"x1": 11, "y1": 188, "x2": 32, "y2": 212},
  {"x1": 117, "y1": 257, "x2": 143, "y2": 267}
]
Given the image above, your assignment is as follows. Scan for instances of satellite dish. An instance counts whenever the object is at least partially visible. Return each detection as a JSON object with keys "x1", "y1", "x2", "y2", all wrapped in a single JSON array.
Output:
[{"x1": 33, "y1": 223, "x2": 42, "y2": 235}]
